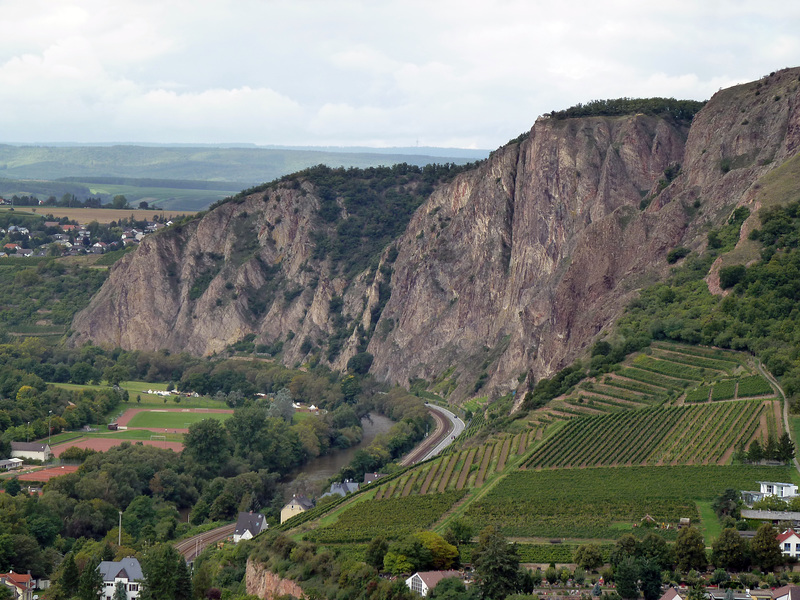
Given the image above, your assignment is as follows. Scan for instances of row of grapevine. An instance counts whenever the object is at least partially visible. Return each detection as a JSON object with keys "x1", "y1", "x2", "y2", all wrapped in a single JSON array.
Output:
[{"x1": 523, "y1": 401, "x2": 774, "y2": 469}]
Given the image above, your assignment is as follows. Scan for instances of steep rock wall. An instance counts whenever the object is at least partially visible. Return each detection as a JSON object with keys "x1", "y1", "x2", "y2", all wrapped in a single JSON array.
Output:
[
  {"x1": 245, "y1": 559, "x2": 305, "y2": 599},
  {"x1": 71, "y1": 69, "x2": 800, "y2": 400}
]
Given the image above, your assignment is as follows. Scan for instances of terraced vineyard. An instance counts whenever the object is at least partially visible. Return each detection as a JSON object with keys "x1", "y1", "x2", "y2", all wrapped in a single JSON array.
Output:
[
  {"x1": 523, "y1": 399, "x2": 779, "y2": 469},
  {"x1": 462, "y1": 465, "x2": 798, "y2": 540},
  {"x1": 553, "y1": 342, "x2": 774, "y2": 418}
]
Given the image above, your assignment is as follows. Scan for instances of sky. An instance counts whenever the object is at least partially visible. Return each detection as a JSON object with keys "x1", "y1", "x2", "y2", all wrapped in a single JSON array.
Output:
[{"x1": 0, "y1": 0, "x2": 798, "y2": 150}]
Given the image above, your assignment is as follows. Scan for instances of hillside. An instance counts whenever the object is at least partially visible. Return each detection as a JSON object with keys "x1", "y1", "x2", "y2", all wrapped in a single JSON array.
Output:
[{"x1": 69, "y1": 69, "x2": 800, "y2": 404}]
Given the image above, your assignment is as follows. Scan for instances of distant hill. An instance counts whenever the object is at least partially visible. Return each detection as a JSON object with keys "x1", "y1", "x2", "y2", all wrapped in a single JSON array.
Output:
[{"x1": 0, "y1": 144, "x2": 489, "y2": 211}]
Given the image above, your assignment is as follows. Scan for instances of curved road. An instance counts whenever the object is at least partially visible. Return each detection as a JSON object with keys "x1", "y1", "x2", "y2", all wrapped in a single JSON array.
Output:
[{"x1": 401, "y1": 404, "x2": 465, "y2": 466}]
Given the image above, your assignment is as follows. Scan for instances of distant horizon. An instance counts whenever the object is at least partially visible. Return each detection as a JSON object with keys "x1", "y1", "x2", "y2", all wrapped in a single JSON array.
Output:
[{"x1": 0, "y1": 141, "x2": 491, "y2": 152}]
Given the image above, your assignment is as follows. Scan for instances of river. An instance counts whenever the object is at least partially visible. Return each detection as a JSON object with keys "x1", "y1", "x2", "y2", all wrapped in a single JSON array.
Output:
[{"x1": 289, "y1": 413, "x2": 394, "y2": 491}]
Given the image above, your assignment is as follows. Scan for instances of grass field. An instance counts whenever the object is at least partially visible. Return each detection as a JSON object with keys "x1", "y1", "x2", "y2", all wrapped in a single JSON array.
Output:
[
  {"x1": 0, "y1": 206, "x2": 196, "y2": 224},
  {"x1": 126, "y1": 410, "x2": 231, "y2": 429},
  {"x1": 50, "y1": 381, "x2": 225, "y2": 409}
]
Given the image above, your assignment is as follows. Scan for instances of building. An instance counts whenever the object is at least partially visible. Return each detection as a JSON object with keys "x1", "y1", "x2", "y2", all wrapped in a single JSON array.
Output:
[
  {"x1": 233, "y1": 511, "x2": 268, "y2": 543},
  {"x1": 280, "y1": 495, "x2": 314, "y2": 524},
  {"x1": 0, "y1": 458, "x2": 23, "y2": 471},
  {"x1": 98, "y1": 557, "x2": 142, "y2": 600},
  {"x1": 405, "y1": 571, "x2": 462, "y2": 596},
  {"x1": 10, "y1": 442, "x2": 52, "y2": 462},
  {"x1": 741, "y1": 509, "x2": 800, "y2": 528},
  {"x1": 773, "y1": 585, "x2": 800, "y2": 600},
  {"x1": 321, "y1": 480, "x2": 360, "y2": 498},
  {"x1": 0, "y1": 571, "x2": 34, "y2": 600},
  {"x1": 742, "y1": 482, "x2": 799, "y2": 505},
  {"x1": 778, "y1": 530, "x2": 800, "y2": 559},
  {"x1": 363, "y1": 472, "x2": 386, "y2": 485}
]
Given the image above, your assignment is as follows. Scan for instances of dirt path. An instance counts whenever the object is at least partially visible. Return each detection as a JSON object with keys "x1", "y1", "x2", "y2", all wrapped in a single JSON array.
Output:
[{"x1": 757, "y1": 360, "x2": 800, "y2": 473}]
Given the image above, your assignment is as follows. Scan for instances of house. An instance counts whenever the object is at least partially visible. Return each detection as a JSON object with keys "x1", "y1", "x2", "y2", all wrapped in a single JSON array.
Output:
[
  {"x1": 280, "y1": 495, "x2": 314, "y2": 524},
  {"x1": 743, "y1": 482, "x2": 799, "y2": 505},
  {"x1": 0, "y1": 458, "x2": 23, "y2": 471},
  {"x1": 658, "y1": 589, "x2": 684, "y2": 600},
  {"x1": 741, "y1": 509, "x2": 800, "y2": 528},
  {"x1": 778, "y1": 530, "x2": 800, "y2": 558},
  {"x1": 363, "y1": 472, "x2": 386, "y2": 485},
  {"x1": 773, "y1": 585, "x2": 800, "y2": 600},
  {"x1": 10, "y1": 442, "x2": 52, "y2": 462},
  {"x1": 3, "y1": 244, "x2": 21, "y2": 252},
  {"x1": 233, "y1": 511, "x2": 268, "y2": 543},
  {"x1": 98, "y1": 557, "x2": 142, "y2": 600},
  {"x1": 707, "y1": 591, "x2": 752, "y2": 600},
  {"x1": 321, "y1": 480, "x2": 359, "y2": 498},
  {"x1": 405, "y1": 571, "x2": 462, "y2": 597},
  {"x1": 0, "y1": 571, "x2": 34, "y2": 600}
]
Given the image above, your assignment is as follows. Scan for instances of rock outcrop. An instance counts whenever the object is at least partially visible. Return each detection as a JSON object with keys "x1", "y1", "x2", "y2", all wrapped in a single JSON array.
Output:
[
  {"x1": 245, "y1": 559, "x2": 305, "y2": 599},
  {"x1": 71, "y1": 68, "x2": 800, "y2": 400}
]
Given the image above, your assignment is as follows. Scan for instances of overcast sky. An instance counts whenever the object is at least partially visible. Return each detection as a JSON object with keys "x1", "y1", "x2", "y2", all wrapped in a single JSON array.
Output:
[{"x1": 0, "y1": 0, "x2": 798, "y2": 150}]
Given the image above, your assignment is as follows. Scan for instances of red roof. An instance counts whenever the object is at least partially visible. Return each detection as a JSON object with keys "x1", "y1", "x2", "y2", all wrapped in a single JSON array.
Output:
[
  {"x1": 415, "y1": 571, "x2": 462, "y2": 589},
  {"x1": 1, "y1": 571, "x2": 33, "y2": 590},
  {"x1": 778, "y1": 529, "x2": 799, "y2": 543}
]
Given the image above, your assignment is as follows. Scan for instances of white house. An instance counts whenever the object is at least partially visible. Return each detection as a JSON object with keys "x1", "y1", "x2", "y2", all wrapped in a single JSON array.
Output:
[
  {"x1": 778, "y1": 530, "x2": 800, "y2": 559},
  {"x1": 10, "y1": 442, "x2": 52, "y2": 462},
  {"x1": 233, "y1": 512, "x2": 268, "y2": 543},
  {"x1": 773, "y1": 585, "x2": 800, "y2": 600},
  {"x1": 98, "y1": 557, "x2": 142, "y2": 600},
  {"x1": 321, "y1": 480, "x2": 359, "y2": 499},
  {"x1": 742, "y1": 482, "x2": 800, "y2": 505},
  {"x1": 0, "y1": 458, "x2": 23, "y2": 471},
  {"x1": 405, "y1": 571, "x2": 461, "y2": 597}
]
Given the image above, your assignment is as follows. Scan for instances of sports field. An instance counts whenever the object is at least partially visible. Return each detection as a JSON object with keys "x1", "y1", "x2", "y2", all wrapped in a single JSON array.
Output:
[{"x1": 124, "y1": 409, "x2": 232, "y2": 429}]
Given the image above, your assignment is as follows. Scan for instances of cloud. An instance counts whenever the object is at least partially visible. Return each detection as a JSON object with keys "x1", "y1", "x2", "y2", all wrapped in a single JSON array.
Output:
[{"x1": 0, "y1": 0, "x2": 798, "y2": 147}]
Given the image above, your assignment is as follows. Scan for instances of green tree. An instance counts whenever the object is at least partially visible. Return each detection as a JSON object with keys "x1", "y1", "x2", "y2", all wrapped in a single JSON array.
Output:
[
  {"x1": 366, "y1": 537, "x2": 389, "y2": 570},
  {"x1": 638, "y1": 558, "x2": 663, "y2": 600},
  {"x1": 751, "y1": 523, "x2": 783, "y2": 571},
  {"x1": 638, "y1": 532, "x2": 672, "y2": 570},
  {"x1": 111, "y1": 195, "x2": 129, "y2": 209},
  {"x1": 712, "y1": 527, "x2": 749, "y2": 571},
  {"x1": 444, "y1": 518, "x2": 474, "y2": 546},
  {"x1": 675, "y1": 526, "x2": 707, "y2": 572},
  {"x1": 712, "y1": 489, "x2": 741, "y2": 520},
  {"x1": 575, "y1": 543, "x2": 604, "y2": 571},
  {"x1": 113, "y1": 581, "x2": 127, "y2": 600},
  {"x1": 615, "y1": 557, "x2": 639, "y2": 600},
  {"x1": 414, "y1": 531, "x2": 459, "y2": 570},
  {"x1": 3, "y1": 477, "x2": 21, "y2": 496},
  {"x1": 778, "y1": 432, "x2": 795, "y2": 462},
  {"x1": 174, "y1": 557, "x2": 192, "y2": 600},
  {"x1": 610, "y1": 534, "x2": 638, "y2": 566},
  {"x1": 61, "y1": 552, "x2": 80, "y2": 597},
  {"x1": 184, "y1": 419, "x2": 232, "y2": 477},
  {"x1": 139, "y1": 544, "x2": 184, "y2": 600},
  {"x1": 471, "y1": 526, "x2": 520, "y2": 600},
  {"x1": 78, "y1": 556, "x2": 103, "y2": 600}
]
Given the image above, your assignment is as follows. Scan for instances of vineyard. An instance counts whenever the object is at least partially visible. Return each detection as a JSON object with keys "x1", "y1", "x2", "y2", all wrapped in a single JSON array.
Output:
[
  {"x1": 305, "y1": 491, "x2": 465, "y2": 543},
  {"x1": 523, "y1": 399, "x2": 778, "y2": 469},
  {"x1": 461, "y1": 465, "x2": 797, "y2": 540},
  {"x1": 529, "y1": 343, "x2": 774, "y2": 428}
]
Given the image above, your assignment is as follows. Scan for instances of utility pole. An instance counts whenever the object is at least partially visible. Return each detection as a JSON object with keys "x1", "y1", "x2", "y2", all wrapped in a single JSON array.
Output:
[{"x1": 119, "y1": 511, "x2": 122, "y2": 546}]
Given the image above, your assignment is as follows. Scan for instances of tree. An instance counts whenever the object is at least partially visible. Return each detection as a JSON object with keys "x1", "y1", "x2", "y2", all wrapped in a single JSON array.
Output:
[
  {"x1": 414, "y1": 531, "x2": 459, "y2": 569},
  {"x1": 712, "y1": 527, "x2": 749, "y2": 571},
  {"x1": 366, "y1": 537, "x2": 389, "y2": 570},
  {"x1": 675, "y1": 526, "x2": 707, "y2": 572},
  {"x1": 111, "y1": 195, "x2": 129, "y2": 209},
  {"x1": 139, "y1": 544, "x2": 185, "y2": 600},
  {"x1": 61, "y1": 553, "x2": 80, "y2": 597},
  {"x1": 113, "y1": 581, "x2": 127, "y2": 600},
  {"x1": 712, "y1": 489, "x2": 741, "y2": 520},
  {"x1": 444, "y1": 518, "x2": 474, "y2": 547},
  {"x1": 78, "y1": 556, "x2": 103, "y2": 600},
  {"x1": 748, "y1": 439, "x2": 764, "y2": 462},
  {"x1": 638, "y1": 558, "x2": 663, "y2": 600},
  {"x1": 471, "y1": 526, "x2": 520, "y2": 600},
  {"x1": 138, "y1": 201, "x2": 149, "y2": 210},
  {"x1": 751, "y1": 523, "x2": 783, "y2": 571},
  {"x1": 610, "y1": 534, "x2": 638, "y2": 566},
  {"x1": 574, "y1": 543, "x2": 604, "y2": 571},
  {"x1": 778, "y1": 432, "x2": 795, "y2": 462},
  {"x1": 184, "y1": 419, "x2": 232, "y2": 477},
  {"x1": 4, "y1": 477, "x2": 21, "y2": 496},
  {"x1": 614, "y1": 557, "x2": 639, "y2": 600},
  {"x1": 638, "y1": 532, "x2": 672, "y2": 570}
]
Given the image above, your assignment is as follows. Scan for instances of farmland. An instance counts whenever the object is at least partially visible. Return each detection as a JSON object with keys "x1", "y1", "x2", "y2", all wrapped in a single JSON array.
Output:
[
  {"x1": 523, "y1": 400, "x2": 776, "y2": 469},
  {"x1": 460, "y1": 465, "x2": 798, "y2": 540}
]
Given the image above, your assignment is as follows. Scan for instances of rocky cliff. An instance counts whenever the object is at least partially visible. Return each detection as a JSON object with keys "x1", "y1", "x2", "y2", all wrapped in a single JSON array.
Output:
[
  {"x1": 245, "y1": 559, "x2": 305, "y2": 599},
  {"x1": 71, "y1": 68, "x2": 800, "y2": 401}
]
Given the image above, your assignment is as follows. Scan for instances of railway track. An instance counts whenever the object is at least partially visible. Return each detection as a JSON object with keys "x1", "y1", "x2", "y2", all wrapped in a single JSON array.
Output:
[
  {"x1": 174, "y1": 523, "x2": 236, "y2": 561},
  {"x1": 400, "y1": 405, "x2": 452, "y2": 466}
]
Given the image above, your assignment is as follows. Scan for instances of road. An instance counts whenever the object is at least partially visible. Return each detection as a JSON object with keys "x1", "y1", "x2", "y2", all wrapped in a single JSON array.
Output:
[
  {"x1": 757, "y1": 359, "x2": 800, "y2": 474},
  {"x1": 174, "y1": 523, "x2": 235, "y2": 561},
  {"x1": 400, "y1": 404, "x2": 465, "y2": 466}
]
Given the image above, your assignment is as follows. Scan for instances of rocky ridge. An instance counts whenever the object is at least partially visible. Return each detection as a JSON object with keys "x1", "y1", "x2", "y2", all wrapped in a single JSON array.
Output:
[{"x1": 71, "y1": 68, "x2": 800, "y2": 401}]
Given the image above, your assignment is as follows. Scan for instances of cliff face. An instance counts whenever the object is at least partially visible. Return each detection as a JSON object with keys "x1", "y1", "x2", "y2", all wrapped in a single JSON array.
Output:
[
  {"x1": 245, "y1": 560, "x2": 305, "y2": 599},
  {"x1": 71, "y1": 68, "x2": 800, "y2": 400}
]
